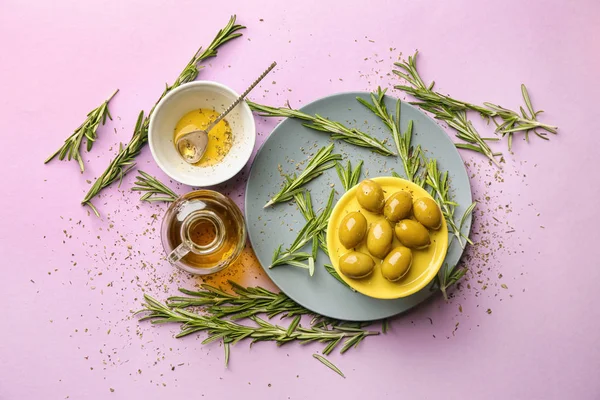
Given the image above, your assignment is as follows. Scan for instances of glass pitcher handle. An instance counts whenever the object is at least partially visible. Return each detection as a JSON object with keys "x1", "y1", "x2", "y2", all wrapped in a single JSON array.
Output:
[{"x1": 167, "y1": 242, "x2": 191, "y2": 264}]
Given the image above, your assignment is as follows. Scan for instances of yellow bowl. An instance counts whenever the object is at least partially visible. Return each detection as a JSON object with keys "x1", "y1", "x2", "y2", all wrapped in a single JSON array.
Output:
[{"x1": 326, "y1": 177, "x2": 448, "y2": 299}]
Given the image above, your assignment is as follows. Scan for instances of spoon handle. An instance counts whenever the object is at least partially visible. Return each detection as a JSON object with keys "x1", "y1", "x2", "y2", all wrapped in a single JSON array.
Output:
[{"x1": 205, "y1": 61, "x2": 277, "y2": 132}]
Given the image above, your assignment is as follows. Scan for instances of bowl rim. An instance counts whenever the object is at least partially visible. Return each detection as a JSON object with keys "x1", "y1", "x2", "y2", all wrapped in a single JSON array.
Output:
[
  {"x1": 148, "y1": 80, "x2": 256, "y2": 187},
  {"x1": 326, "y1": 176, "x2": 449, "y2": 299}
]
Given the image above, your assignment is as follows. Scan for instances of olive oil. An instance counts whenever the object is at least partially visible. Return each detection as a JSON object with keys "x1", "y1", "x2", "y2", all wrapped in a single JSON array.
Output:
[
  {"x1": 161, "y1": 190, "x2": 246, "y2": 274},
  {"x1": 173, "y1": 108, "x2": 233, "y2": 167}
]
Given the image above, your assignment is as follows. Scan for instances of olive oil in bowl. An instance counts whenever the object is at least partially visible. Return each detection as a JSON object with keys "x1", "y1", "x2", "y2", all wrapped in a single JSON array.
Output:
[
  {"x1": 161, "y1": 190, "x2": 246, "y2": 275},
  {"x1": 173, "y1": 109, "x2": 234, "y2": 167}
]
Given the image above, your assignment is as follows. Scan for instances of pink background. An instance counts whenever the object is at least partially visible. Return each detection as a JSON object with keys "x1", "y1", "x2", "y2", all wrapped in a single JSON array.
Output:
[{"x1": 1, "y1": 0, "x2": 600, "y2": 399}]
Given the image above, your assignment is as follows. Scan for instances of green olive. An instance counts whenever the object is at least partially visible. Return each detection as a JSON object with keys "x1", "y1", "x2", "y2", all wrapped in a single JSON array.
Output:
[
  {"x1": 384, "y1": 190, "x2": 413, "y2": 222},
  {"x1": 366, "y1": 219, "x2": 393, "y2": 259},
  {"x1": 356, "y1": 179, "x2": 385, "y2": 214},
  {"x1": 381, "y1": 246, "x2": 413, "y2": 282},
  {"x1": 339, "y1": 251, "x2": 375, "y2": 279},
  {"x1": 338, "y1": 211, "x2": 367, "y2": 249},
  {"x1": 394, "y1": 219, "x2": 431, "y2": 249},
  {"x1": 413, "y1": 197, "x2": 443, "y2": 230}
]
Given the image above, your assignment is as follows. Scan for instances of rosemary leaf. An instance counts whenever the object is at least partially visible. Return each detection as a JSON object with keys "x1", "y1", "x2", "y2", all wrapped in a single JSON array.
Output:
[
  {"x1": 322, "y1": 337, "x2": 343, "y2": 356},
  {"x1": 248, "y1": 101, "x2": 395, "y2": 156},
  {"x1": 313, "y1": 354, "x2": 345, "y2": 378},
  {"x1": 308, "y1": 257, "x2": 315, "y2": 276},
  {"x1": 459, "y1": 201, "x2": 477, "y2": 234},
  {"x1": 45, "y1": 89, "x2": 118, "y2": 173},
  {"x1": 286, "y1": 315, "x2": 302, "y2": 337},
  {"x1": 521, "y1": 84, "x2": 536, "y2": 119},
  {"x1": 340, "y1": 333, "x2": 363, "y2": 354},
  {"x1": 335, "y1": 160, "x2": 363, "y2": 191},
  {"x1": 265, "y1": 144, "x2": 341, "y2": 208},
  {"x1": 81, "y1": 16, "x2": 244, "y2": 215},
  {"x1": 224, "y1": 342, "x2": 230, "y2": 368},
  {"x1": 381, "y1": 318, "x2": 389, "y2": 334}
]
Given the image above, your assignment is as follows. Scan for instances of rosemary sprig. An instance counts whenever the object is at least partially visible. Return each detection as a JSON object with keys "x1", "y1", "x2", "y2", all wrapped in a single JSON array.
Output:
[
  {"x1": 477, "y1": 86, "x2": 556, "y2": 136},
  {"x1": 168, "y1": 281, "x2": 370, "y2": 331},
  {"x1": 485, "y1": 84, "x2": 556, "y2": 150},
  {"x1": 264, "y1": 144, "x2": 341, "y2": 208},
  {"x1": 248, "y1": 101, "x2": 395, "y2": 156},
  {"x1": 425, "y1": 159, "x2": 476, "y2": 248},
  {"x1": 393, "y1": 53, "x2": 501, "y2": 167},
  {"x1": 81, "y1": 16, "x2": 244, "y2": 215},
  {"x1": 138, "y1": 293, "x2": 379, "y2": 358},
  {"x1": 437, "y1": 263, "x2": 467, "y2": 300},
  {"x1": 358, "y1": 87, "x2": 425, "y2": 185},
  {"x1": 271, "y1": 190, "x2": 335, "y2": 274},
  {"x1": 335, "y1": 160, "x2": 363, "y2": 192},
  {"x1": 394, "y1": 52, "x2": 557, "y2": 159},
  {"x1": 131, "y1": 170, "x2": 178, "y2": 202},
  {"x1": 313, "y1": 354, "x2": 345, "y2": 378},
  {"x1": 45, "y1": 90, "x2": 118, "y2": 172},
  {"x1": 168, "y1": 281, "x2": 312, "y2": 319}
]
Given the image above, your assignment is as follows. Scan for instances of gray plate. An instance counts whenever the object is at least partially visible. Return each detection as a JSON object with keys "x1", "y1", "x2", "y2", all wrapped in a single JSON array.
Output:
[{"x1": 245, "y1": 92, "x2": 472, "y2": 321}]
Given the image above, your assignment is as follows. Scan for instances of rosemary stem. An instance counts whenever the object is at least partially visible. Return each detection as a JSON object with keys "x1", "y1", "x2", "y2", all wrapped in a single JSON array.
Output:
[{"x1": 107, "y1": 88, "x2": 120, "y2": 102}]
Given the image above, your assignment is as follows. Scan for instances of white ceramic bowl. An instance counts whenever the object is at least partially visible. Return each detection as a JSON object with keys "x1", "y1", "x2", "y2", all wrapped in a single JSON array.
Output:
[{"x1": 148, "y1": 81, "x2": 256, "y2": 187}]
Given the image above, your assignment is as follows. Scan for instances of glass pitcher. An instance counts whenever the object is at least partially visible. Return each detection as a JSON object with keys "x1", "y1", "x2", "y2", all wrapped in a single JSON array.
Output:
[{"x1": 160, "y1": 190, "x2": 246, "y2": 275}]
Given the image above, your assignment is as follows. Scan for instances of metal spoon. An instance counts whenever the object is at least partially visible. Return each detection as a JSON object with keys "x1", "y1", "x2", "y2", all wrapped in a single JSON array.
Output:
[{"x1": 176, "y1": 61, "x2": 277, "y2": 164}]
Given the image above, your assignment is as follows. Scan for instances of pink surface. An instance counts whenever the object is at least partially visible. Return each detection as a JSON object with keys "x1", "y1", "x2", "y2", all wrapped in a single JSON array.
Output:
[{"x1": 1, "y1": 0, "x2": 600, "y2": 399}]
